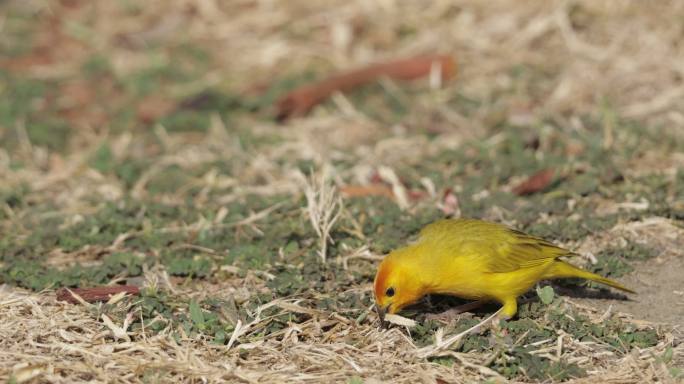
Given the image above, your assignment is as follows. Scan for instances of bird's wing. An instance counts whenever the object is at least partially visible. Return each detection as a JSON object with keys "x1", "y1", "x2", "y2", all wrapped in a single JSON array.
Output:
[
  {"x1": 418, "y1": 219, "x2": 575, "y2": 273},
  {"x1": 477, "y1": 229, "x2": 574, "y2": 273}
]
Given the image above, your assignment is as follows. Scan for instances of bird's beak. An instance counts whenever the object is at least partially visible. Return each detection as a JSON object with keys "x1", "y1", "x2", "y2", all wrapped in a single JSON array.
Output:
[{"x1": 374, "y1": 303, "x2": 390, "y2": 329}]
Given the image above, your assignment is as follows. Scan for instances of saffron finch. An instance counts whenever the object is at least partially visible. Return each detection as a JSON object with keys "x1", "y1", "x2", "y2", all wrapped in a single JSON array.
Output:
[{"x1": 374, "y1": 218, "x2": 635, "y2": 322}]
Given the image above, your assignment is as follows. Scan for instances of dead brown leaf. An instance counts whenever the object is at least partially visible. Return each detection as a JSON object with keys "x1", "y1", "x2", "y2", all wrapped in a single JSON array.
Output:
[{"x1": 512, "y1": 169, "x2": 555, "y2": 195}]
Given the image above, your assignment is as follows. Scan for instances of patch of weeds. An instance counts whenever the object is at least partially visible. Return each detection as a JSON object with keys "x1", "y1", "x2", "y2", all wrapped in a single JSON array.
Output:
[
  {"x1": 447, "y1": 91, "x2": 483, "y2": 115},
  {"x1": 616, "y1": 173, "x2": 670, "y2": 202},
  {"x1": 266, "y1": 265, "x2": 308, "y2": 296},
  {"x1": 516, "y1": 301, "x2": 546, "y2": 319},
  {"x1": 0, "y1": 72, "x2": 72, "y2": 152},
  {"x1": 226, "y1": 243, "x2": 270, "y2": 267},
  {"x1": 601, "y1": 241, "x2": 658, "y2": 261},
  {"x1": 587, "y1": 241, "x2": 658, "y2": 287},
  {"x1": 158, "y1": 110, "x2": 211, "y2": 133},
  {"x1": 498, "y1": 347, "x2": 586, "y2": 381},
  {"x1": 3, "y1": 200, "x2": 234, "y2": 267},
  {"x1": 146, "y1": 165, "x2": 192, "y2": 194},
  {"x1": 525, "y1": 215, "x2": 617, "y2": 242},
  {"x1": 548, "y1": 309, "x2": 659, "y2": 352},
  {"x1": 0, "y1": 72, "x2": 44, "y2": 121},
  {"x1": 615, "y1": 328, "x2": 659, "y2": 349},
  {"x1": 115, "y1": 158, "x2": 153, "y2": 189},
  {"x1": 103, "y1": 252, "x2": 146, "y2": 276},
  {"x1": 57, "y1": 203, "x2": 148, "y2": 251},
  {"x1": 503, "y1": 318, "x2": 554, "y2": 344},
  {"x1": 81, "y1": 54, "x2": 112, "y2": 77},
  {"x1": 234, "y1": 126, "x2": 286, "y2": 151},
  {"x1": 123, "y1": 52, "x2": 196, "y2": 97},
  {"x1": 0, "y1": 252, "x2": 148, "y2": 290},
  {"x1": 675, "y1": 168, "x2": 684, "y2": 199},
  {"x1": 0, "y1": 184, "x2": 29, "y2": 211},
  {"x1": 554, "y1": 241, "x2": 659, "y2": 289},
  {"x1": 411, "y1": 320, "x2": 441, "y2": 347},
  {"x1": 460, "y1": 332, "x2": 489, "y2": 353},
  {"x1": 162, "y1": 251, "x2": 213, "y2": 278},
  {"x1": 670, "y1": 367, "x2": 683, "y2": 380},
  {"x1": 90, "y1": 142, "x2": 115, "y2": 173},
  {"x1": 26, "y1": 119, "x2": 72, "y2": 151},
  {"x1": 415, "y1": 301, "x2": 654, "y2": 381},
  {"x1": 428, "y1": 356, "x2": 455, "y2": 367},
  {"x1": 129, "y1": 289, "x2": 238, "y2": 344},
  {"x1": 563, "y1": 173, "x2": 602, "y2": 196}
]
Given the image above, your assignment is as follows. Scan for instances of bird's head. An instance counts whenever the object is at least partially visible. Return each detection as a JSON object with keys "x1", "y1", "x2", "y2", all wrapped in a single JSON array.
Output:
[{"x1": 373, "y1": 249, "x2": 425, "y2": 326}]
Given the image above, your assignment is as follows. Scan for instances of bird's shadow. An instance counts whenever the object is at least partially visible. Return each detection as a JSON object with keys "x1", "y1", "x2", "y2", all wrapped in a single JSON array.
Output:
[
  {"x1": 402, "y1": 295, "x2": 497, "y2": 320},
  {"x1": 402, "y1": 282, "x2": 633, "y2": 321},
  {"x1": 550, "y1": 281, "x2": 634, "y2": 301}
]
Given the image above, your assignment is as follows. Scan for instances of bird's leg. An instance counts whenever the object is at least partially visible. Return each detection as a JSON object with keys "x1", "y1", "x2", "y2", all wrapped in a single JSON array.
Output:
[
  {"x1": 461, "y1": 298, "x2": 516, "y2": 336},
  {"x1": 487, "y1": 298, "x2": 517, "y2": 334},
  {"x1": 500, "y1": 298, "x2": 517, "y2": 321},
  {"x1": 425, "y1": 300, "x2": 487, "y2": 323}
]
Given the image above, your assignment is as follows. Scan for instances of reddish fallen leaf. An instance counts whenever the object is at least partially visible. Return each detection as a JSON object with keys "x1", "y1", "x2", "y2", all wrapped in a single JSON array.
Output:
[
  {"x1": 439, "y1": 188, "x2": 460, "y2": 216},
  {"x1": 57, "y1": 285, "x2": 140, "y2": 304},
  {"x1": 276, "y1": 54, "x2": 456, "y2": 121},
  {"x1": 340, "y1": 185, "x2": 395, "y2": 200},
  {"x1": 137, "y1": 96, "x2": 177, "y2": 123},
  {"x1": 512, "y1": 169, "x2": 555, "y2": 195}
]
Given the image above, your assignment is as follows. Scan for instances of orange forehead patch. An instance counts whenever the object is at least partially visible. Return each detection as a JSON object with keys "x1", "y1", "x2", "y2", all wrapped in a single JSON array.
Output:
[{"x1": 373, "y1": 260, "x2": 390, "y2": 300}]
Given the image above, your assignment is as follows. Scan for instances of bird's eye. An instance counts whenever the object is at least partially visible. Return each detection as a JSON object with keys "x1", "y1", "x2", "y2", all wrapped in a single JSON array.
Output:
[{"x1": 385, "y1": 287, "x2": 395, "y2": 297}]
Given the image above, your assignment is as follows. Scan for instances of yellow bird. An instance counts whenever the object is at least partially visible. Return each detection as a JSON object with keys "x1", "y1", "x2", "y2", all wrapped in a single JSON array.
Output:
[{"x1": 373, "y1": 218, "x2": 634, "y2": 322}]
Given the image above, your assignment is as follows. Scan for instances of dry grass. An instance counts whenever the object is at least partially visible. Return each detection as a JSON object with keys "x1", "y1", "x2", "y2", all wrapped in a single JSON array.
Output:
[
  {"x1": 1, "y1": 0, "x2": 684, "y2": 383},
  {"x1": 1, "y1": 286, "x2": 682, "y2": 383}
]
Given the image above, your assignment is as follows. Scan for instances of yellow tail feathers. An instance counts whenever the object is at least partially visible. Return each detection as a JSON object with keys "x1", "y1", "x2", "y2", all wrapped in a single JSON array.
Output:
[{"x1": 549, "y1": 261, "x2": 636, "y2": 294}]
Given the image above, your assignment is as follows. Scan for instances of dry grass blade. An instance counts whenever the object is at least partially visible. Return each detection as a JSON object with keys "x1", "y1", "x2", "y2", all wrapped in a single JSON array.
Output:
[
  {"x1": 56, "y1": 286, "x2": 140, "y2": 304},
  {"x1": 299, "y1": 167, "x2": 343, "y2": 262},
  {"x1": 384, "y1": 313, "x2": 417, "y2": 328}
]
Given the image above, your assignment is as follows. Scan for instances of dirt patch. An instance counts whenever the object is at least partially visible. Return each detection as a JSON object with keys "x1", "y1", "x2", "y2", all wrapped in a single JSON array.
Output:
[{"x1": 580, "y1": 253, "x2": 684, "y2": 327}]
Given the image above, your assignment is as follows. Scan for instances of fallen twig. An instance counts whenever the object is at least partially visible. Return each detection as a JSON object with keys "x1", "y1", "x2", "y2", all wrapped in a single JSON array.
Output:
[{"x1": 276, "y1": 54, "x2": 456, "y2": 120}]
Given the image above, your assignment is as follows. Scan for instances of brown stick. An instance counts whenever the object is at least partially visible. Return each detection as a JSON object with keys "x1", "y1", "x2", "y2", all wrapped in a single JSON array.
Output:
[
  {"x1": 512, "y1": 169, "x2": 555, "y2": 195},
  {"x1": 276, "y1": 54, "x2": 456, "y2": 121},
  {"x1": 57, "y1": 285, "x2": 140, "y2": 304}
]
